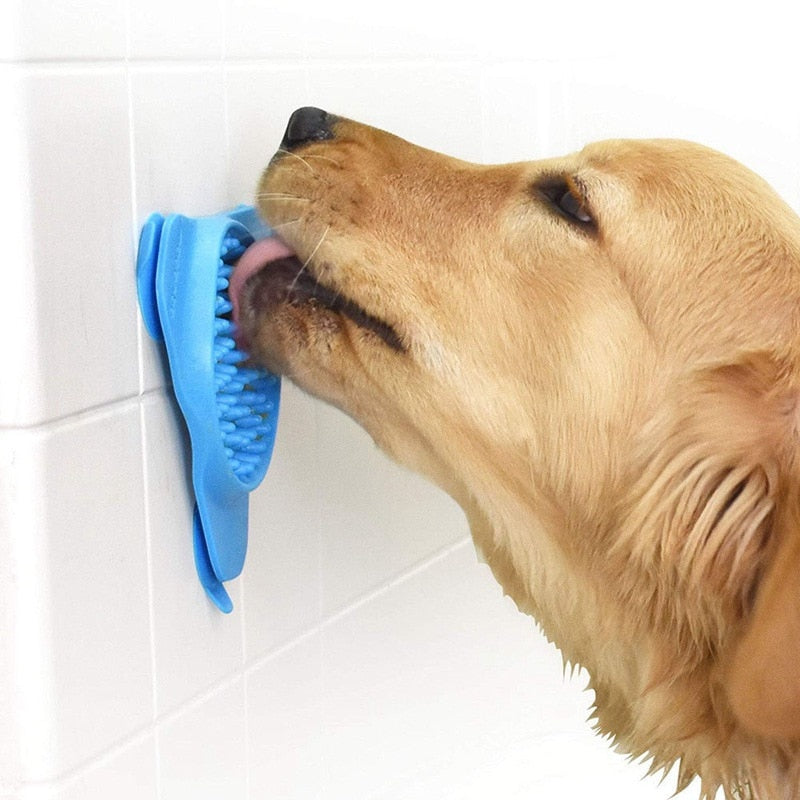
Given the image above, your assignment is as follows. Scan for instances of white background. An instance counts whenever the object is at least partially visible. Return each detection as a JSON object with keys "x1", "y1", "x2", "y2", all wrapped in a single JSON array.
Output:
[{"x1": 2, "y1": 1, "x2": 797, "y2": 797}]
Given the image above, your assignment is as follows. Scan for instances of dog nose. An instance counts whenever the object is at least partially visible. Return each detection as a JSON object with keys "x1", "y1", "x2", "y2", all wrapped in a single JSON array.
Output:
[{"x1": 281, "y1": 106, "x2": 335, "y2": 149}]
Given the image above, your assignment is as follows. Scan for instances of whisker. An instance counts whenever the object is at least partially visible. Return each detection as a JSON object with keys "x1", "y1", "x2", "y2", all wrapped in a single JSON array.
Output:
[
  {"x1": 275, "y1": 148, "x2": 317, "y2": 173},
  {"x1": 299, "y1": 153, "x2": 341, "y2": 168},
  {"x1": 275, "y1": 147, "x2": 341, "y2": 170},
  {"x1": 288, "y1": 264, "x2": 309, "y2": 294},
  {"x1": 270, "y1": 218, "x2": 302, "y2": 231},
  {"x1": 302, "y1": 225, "x2": 330, "y2": 271},
  {"x1": 288, "y1": 225, "x2": 330, "y2": 294},
  {"x1": 256, "y1": 192, "x2": 311, "y2": 202}
]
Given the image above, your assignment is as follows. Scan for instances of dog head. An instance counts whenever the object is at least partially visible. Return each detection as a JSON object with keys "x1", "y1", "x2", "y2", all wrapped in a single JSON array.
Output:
[{"x1": 236, "y1": 107, "x2": 800, "y2": 792}]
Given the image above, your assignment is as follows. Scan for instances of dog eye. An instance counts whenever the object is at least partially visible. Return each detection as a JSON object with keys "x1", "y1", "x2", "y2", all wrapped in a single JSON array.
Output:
[
  {"x1": 537, "y1": 178, "x2": 594, "y2": 226},
  {"x1": 557, "y1": 187, "x2": 592, "y2": 223}
]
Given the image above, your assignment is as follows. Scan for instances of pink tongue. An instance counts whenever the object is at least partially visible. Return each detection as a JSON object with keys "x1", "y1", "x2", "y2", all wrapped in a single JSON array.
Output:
[{"x1": 230, "y1": 236, "x2": 295, "y2": 330}]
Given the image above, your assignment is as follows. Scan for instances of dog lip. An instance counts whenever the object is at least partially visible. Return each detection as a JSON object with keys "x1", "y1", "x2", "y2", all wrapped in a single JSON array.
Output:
[
  {"x1": 303, "y1": 268, "x2": 407, "y2": 352},
  {"x1": 237, "y1": 255, "x2": 406, "y2": 354}
]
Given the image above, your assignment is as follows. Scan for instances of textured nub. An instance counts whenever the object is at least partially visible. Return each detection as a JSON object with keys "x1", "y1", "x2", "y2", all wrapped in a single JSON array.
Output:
[{"x1": 214, "y1": 235, "x2": 279, "y2": 483}]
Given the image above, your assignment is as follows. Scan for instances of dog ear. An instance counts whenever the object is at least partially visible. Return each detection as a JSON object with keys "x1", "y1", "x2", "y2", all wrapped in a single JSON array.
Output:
[
  {"x1": 626, "y1": 355, "x2": 786, "y2": 602},
  {"x1": 714, "y1": 355, "x2": 800, "y2": 738},
  {"x1": 726, "y1": 497, "x2": 800, "y2": 738},
  {"x1": 625, "y1": 353, "x2": 800, "y2": 737}
]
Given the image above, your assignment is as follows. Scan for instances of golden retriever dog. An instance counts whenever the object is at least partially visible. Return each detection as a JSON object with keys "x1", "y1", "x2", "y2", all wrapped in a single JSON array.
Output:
[{"x1": 231, "y1": 107, "x2": 800, "y2": 799}]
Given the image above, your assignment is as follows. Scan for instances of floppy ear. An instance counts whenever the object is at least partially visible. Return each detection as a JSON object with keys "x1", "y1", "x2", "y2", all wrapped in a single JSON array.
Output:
[
  {"x1": 726, "y1": 497, "x2": 800, "y2": 739},
  {"x1": 625, "y1": 355, "x2": 786, "y2": 604},
  {"x1": 718, "y1": 356, "x2": 800, "y2": 738},
  {"x1": 627, "y1": 353, "x2": 800, "y2": 737}
]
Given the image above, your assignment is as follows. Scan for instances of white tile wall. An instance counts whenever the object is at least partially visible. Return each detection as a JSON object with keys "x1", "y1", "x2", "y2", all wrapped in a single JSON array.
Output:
[
  {"x1": 306, "y1": 63, "x2": 485, "y2": 163},
  {"x1": 4, "y1": 1, "x2": 798, "y2": 798},
  {"x1": 3, "y1": 407, "x2": 152, "y2": 786},
  {"x1": 1, "y1": 66, "x2": 138, "y2": 427},
  {"x1": 0, "y1": 64, "x2": 36, "y2": 427},
  {"x1": 37, "y1": 736, "x2": 159, "y2": 800},
  {"x1": 158, "y1": 679, "x2": 247, "y2": 800},
  {"x1": 142, "y1": 394, "x2": 245, "y2": 716},
  {"x1": 128, "y1": 0, "x2": 223, "y2": 61},
  {"x1": 3, "y1": 0, "x2": 127, "y2": 61},
  {"x1": 242, "y1": 382, "x2": 322, "y2": 660}
]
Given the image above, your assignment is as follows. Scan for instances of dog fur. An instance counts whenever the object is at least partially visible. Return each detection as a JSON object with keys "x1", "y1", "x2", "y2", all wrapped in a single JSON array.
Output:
[{"x1": 239, "y1": 111, "x2": 800, "y2": 799}]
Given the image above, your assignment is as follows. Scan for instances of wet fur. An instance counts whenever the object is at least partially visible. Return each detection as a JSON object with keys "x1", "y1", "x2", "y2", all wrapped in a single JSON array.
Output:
[{"x1": 242, "y1": 116, "x2": 800, "y2": 798}]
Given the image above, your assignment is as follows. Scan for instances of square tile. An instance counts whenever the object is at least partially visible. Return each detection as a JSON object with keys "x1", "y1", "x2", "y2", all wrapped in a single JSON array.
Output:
[
  {"x1": 243, "y1": 382, "x2": 323, "y2": 661},
  {"x1": 51, "y1": 735, "x2": 158, "y2": 800},
  {"x1": 306, "y1": 63, "x2": 484, "y2": 163},
  {"x1": 130, "y1": 66, "x2": 229, "y2": 220},
  {"x1": 246, "y1": 635, "x2": 323, "y2": 800},
  {"x1": 158, "y1": 679, "x2": 247, "y2": 800},
  {"x1": 142, "y1": 394, "x2": 245, "y2": 716},
  {"x1": 6, "y1": 67, "x2": 137, "y2": 426},
  {"x1": 319, "y1": 542, "x2": 587, "y2": 797},
  {"x1": 0, "y1": 65, "x2": 37, "y2": 427},
  {"x1": 4, "y1": 0, "x2": 126, "y2": 61},
  {"x1": 129, "y1": 0, "x2": 223, "y2": 60},
  {"x1": 131, "y1": 65, "x2": 229, "y2": 393},
  {"x1": 316, "y1": 403, "x2": 466, "y2": 616},
  {"x1": 303, "y1": 0, "x2": 379, "y2": 61},
  {"x1": 5, "y1": 407, "x2": 152, "y2": 783},
  {"x1": 303, "y1": 0, "x2": 479, "y2": 61},
  {"x1": 224, "y1": 64, "x2": 309, "y2": 208},
  {"x1": 224, "y1": 0, "x2": 306, "y2": 60}
]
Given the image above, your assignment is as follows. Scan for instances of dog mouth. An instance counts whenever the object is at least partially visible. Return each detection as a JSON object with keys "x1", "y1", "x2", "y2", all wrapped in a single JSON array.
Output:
[{"x1": 231, "y1": 236, "x2": 404, "y2": 353}]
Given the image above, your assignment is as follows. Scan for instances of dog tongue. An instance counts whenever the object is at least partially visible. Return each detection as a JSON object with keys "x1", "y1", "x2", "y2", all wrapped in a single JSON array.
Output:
[{"x1": 230, "y1": 236, "x2": 295, "y2": 330}]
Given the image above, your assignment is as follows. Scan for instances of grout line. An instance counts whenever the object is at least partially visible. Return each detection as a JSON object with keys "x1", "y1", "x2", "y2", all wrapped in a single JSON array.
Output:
[
  {"x1": 126, "y1": 7, "x2": 146, "y2": 401},
  {"x1": 156, "y1": 670, "x2": 247, "y2": 731},
  {"x1": 18, "y1": 534, "x2": 472, "y2": 792},
  {"x1": 243, "y1": 670, "x2": 252, "y2": 800},
  {"x1": 18, "y1": 723, "x2": 160, "y2": 795},
  {"x1": 319, "y1": 536, "x2": 471, "y2": 629},
  {"x1": 37, "y1": 666, "x2": 249, "y2": 792},
  {"x1": 0, "y1": 389, "x2": 167, "y2": 434},
  {"x1": 313, "y1": 401, "x2": 327, "y2": 794},
  {"x1": 1, "y1": 55, "x2": 506, "y2": 70},
  {"x1": 312, "y1": 399, "x2": 324, "y2": 630},
  {"x1": 138, "y1": 399, "x2": 163, "y2": 788},
  {"x1": 244, "y1": 535, "x2": 472, "y2": 677},
  {"x1": 126, "y1": 22, "x2": 164, "y2": 780}
]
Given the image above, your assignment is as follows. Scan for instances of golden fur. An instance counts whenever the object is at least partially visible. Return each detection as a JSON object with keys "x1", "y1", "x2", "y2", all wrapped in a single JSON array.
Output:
[{"x1": 240, "y1": 112, "x2": 800, "y2": 798}]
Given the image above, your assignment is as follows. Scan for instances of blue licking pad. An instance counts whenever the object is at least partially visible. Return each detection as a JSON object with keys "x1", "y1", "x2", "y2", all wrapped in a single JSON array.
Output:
[{"x1": 136, "y1": 205, "x2": 281, "y2": 613}]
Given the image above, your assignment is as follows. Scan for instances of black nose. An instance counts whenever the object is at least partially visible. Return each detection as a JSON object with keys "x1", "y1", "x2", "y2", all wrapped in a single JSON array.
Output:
[{"x1": 281, "y1": 106, "x2": 335, "y2": 150}]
